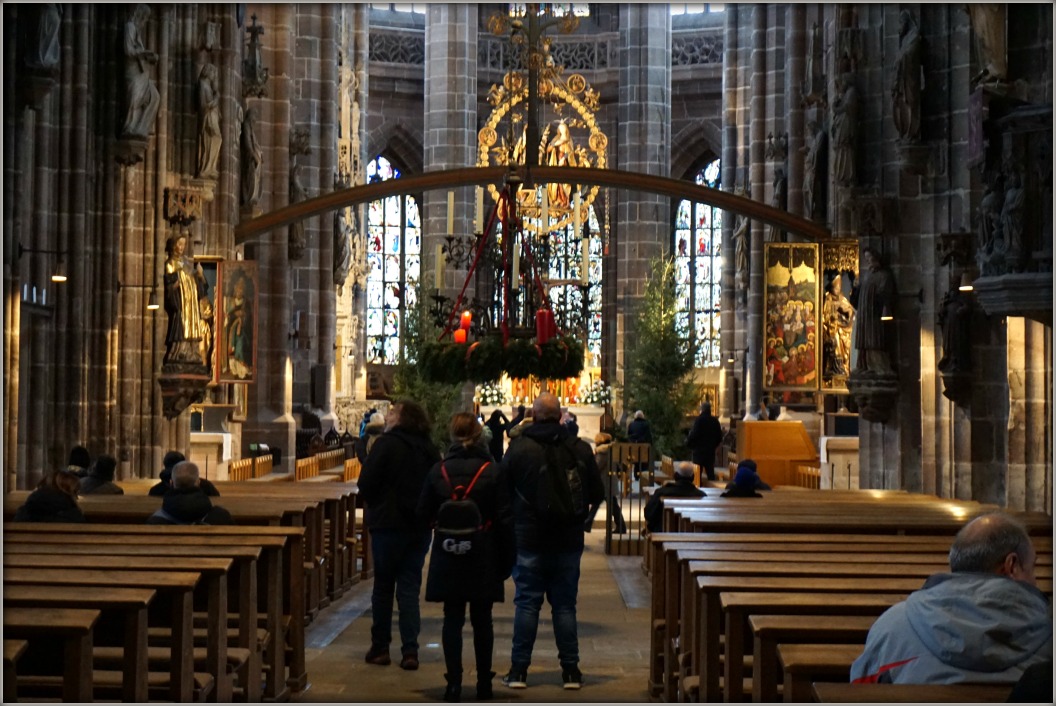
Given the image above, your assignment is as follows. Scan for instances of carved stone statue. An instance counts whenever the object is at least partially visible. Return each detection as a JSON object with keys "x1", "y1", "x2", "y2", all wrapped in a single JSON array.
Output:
[
  {"x1": 937, "y1": 288, "x2": 972, "y2": 376},
  {"x1": 121, "y1": 4, "x2": 161, "y2": 140},
  {"x1": 831, "y1": 72, "x2": 859, "y2": 187},
  {"x1": 1000, "y1": 167, "x2": 1026, "y2": 270},
  {"x1": 24, "y1": 3, "x2": 62, "y2": 72},
  {"x1": 196, "y1": 62, "x2": 222, "y2": 179},
  {"x1": 975, "y1": 172, "x2": 1005, "y2": 275},
  {"x1": 850, "y1": 247, "x2": 895, "y2": 374},
  {"x1": 803, "y1": 21, "x2": 824, "y2": 103},
  {"x1": 766, "y1": 167, "x2": 787, "y2": 242},
  {"x1": 732, "y1": 214, "x2": 749, "y2": 286},
  {"x1": 803, "y1": 120, "x2": 828, "y2": 220},
  {"x1": 333, "y1": 208, "x2": 352, "y2": 288},
  {"x1": 240, "y1": 106, "x2": 263, "y2": 207},
  {"x1": 966, "y1": 3, "x2": 1007, "y2": 85},
  {"x1": 892, "y1": 10, "x2": 923, "y2": 142},
  {"x1": 288, "y1": 128, "x2": 310, "y2": 261}
]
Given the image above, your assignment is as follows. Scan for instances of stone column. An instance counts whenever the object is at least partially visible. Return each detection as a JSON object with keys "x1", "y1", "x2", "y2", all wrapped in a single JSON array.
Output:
[
  {"x1": 745, "y1": 3, "x2": 767, "y2": 419},
  {"x1": 785, "y1": 6, "x2": 806, "y2": 221},
  {"x1": 719, "y1": 4, "x2": 741, "y2": 420},
  {"x1": 424, "y1": 4, "x2": 478, "y2": 307},
  {"x1": 1005, "y1": 317, "x2": 1052, "y2": 512},
  {"x1": 616, "y1": 4, "x2": 671, "y2": 398}
]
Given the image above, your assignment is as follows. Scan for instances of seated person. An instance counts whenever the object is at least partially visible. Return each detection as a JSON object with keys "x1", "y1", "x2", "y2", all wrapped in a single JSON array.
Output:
[
  {"x1": 149, "y1": 450, "x2": 219, "y2": 497},
  {"x1": 14, "y1": 469, "x2": 86, "y2": 523},
  {"x1": 147, "y1": 461, "x2": 232, "y2": 525},
  {"x1": 720, "y1": 460, "x2": 768, "y2": 498},
  {"x1": 644, "y1": 461, "x2": 705, "y2": 533},
  {"x1": 65, "y1": 445, "x2": 92, "y2": 478},
  {"x1": 79, "y1": 454, "x2": 124, "y2": 495},
  {"x1": 851, "y1": 512, "x2": 1051, "y2": 685}
]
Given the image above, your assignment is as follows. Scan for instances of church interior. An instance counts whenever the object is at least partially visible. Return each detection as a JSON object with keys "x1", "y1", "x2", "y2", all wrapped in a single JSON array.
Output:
[{"x1": 2, "y1": 3, "x2": 1054, "y2": 703}]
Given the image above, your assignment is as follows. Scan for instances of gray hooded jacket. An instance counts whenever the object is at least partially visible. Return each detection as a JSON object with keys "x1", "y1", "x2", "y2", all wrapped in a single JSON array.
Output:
[{"x1": 850, "y1": 572, "x2": 1052, "y2": 684}]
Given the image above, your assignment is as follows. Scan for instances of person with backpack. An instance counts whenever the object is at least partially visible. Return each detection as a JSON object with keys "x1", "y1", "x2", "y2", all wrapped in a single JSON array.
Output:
[
  {"x1": 357, "y1": 399, "x2": 441, "y2": 672},
  {"x1": 500, "y1": 392, "x2": 604, "y2": 691},
  {"x1": 417, "y1": 413, "x2": 515, "y2": 702},
  {"x1": 146, "y1": 461, "x2": 232, "y2": 525}
]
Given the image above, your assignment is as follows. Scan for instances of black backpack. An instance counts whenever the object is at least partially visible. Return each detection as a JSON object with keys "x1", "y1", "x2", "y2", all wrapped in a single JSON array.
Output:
[
  {"x1": 434, "y1": 461, "x2": 491, "y2": 557},
  {"x1": 536, "y1": 437, "x2": 588, "y2": 525}
]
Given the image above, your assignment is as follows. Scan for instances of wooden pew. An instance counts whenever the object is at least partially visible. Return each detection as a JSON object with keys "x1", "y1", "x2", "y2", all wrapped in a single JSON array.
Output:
[
  {"x1": 3, "y1": 585, "x2": 156, "y2": 703},
  {"x1": 4, "y1": 639, "x2": 28, "y2": 704},
  {"x1": 4, "y1": 554, "x2": 235, "y2": 703},
  {"x1": 3, "y1": 607, "x2": 100, "y2": 703},
  {"x1": 5, "y1": 522, "x2": 304, "y2": 701},
  {"x1": 778, "y1": 643, "x2": 864, "y2": 702},
  {"x1": 749, "y1": 614, "x2": 878, "y2": 703},
  {"x1": 4, "y1": 567, "x2": 201, "y2": 701},
  {"x1": 723, "y1": 592, "x2": 906, "y2": 703},
  {"x1": 811, "y1": 681, "x2": 1015, "y2": 703}
]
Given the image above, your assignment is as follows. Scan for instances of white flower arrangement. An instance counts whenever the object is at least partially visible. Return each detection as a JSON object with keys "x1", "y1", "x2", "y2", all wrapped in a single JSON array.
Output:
[
  {"x1": 581, "y1": 379, "x2": 612, "y2": 405},
  {"x1": 476, "y1": 381, "x2": 508, "y2": 406}
]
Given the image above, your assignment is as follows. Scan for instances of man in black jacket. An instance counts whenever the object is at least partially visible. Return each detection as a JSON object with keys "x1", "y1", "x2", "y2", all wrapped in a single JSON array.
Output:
[
  {"x1": 146, "y1": 461, "x2": 232, "y2": 524},
  {"x1": 149, "y1": 450, "x2": 219, "y2": 497},
  {"x1": 685, "y1": 402, "x2": 723, "y2": 483},
  {"x1": 644, "y1": 461, "x2": 705, "y2": 533},
  {"x1": 501, "y1": 392, "x2": 604, "y2": 692}
]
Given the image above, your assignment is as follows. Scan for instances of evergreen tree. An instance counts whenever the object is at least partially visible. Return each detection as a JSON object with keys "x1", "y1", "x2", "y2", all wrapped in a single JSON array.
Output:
[{"x1": 621, "y1": 256, "x2": 701, "y2": 457}]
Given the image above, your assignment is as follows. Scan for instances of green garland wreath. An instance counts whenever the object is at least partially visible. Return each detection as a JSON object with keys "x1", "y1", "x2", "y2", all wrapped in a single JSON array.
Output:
[{"x1": 419, "y1": 334, "x2": 585, "y2": 384}]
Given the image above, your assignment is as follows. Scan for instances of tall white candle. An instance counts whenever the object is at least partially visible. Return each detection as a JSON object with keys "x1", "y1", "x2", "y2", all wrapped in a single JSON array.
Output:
[
  {"x1": 446, "y1": 191, "x2": 455, "y2": 234},
  {"x1": 581, "y1": 232, "x2": 590, "y2": 285},
  {"x1": 540, "y1": 189, "x2": 549, "y2": 233},
  {"x1": 573, "y1": 190, "x2": 582, "y2": 235},
  {"x1": 435, "y1": 243, "x2": 445, "y2": 289},
  {"x1": 475, "y1": 186, "x2": 484, "y2": 233},
  {"x1": 511, "y1": 234, "x2": 520, "y2": 285}
]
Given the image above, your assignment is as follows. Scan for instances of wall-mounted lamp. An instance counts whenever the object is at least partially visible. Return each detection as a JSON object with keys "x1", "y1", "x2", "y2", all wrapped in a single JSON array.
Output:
[
  {"x1": 880, "y1": 304, "x2": 894, "y2": 321},
  {"x1": 958, "y1": 272, "x2": 974, "y2": 292},
  {"x1": 18, "y1": 242, "x2": 67, "y2": 282},
  {"x1": 117, "y1": 281, "x2": 160, "y2": 310}
]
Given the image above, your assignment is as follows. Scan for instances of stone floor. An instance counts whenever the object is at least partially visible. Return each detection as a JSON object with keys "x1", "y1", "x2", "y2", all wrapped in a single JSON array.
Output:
[{"x1": 293, "y1": 526, "x2": 653, "y2": 703}]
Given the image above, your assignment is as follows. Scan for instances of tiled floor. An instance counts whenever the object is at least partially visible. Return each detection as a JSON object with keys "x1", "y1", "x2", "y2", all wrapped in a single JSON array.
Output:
[{"x1": 294, "y1": 527, "x2": 653, "y2": 703}]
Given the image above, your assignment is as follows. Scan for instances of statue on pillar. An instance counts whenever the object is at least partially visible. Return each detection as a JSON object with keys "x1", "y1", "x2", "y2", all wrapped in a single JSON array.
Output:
[
  {"x1": 802, "y1": 119, "x2": 828, "y2": 221},
  {"x1": 195, "y1": 62, "x2": 222, "y2": 179},
  {"x1": 892, "y1": 10, "x2": 924, "y2": 143},
  {"x1": 120, "y1": 4, "x2": 161, "y2": 140},
  {"x1": 966, "y1": 4, "x2": 1007, "y2": 85},
  {"x1": 240, "y1": 105, "x2": 263, "y2": 208},
  {"x1": 831, "y1": 68, "x2": 860, "y2": 187},
  {"x1": 163, "y1": 233, "x2": 212, "y2": 372},
  {"x1": 850, "y1": 247, "x2": 895, "y2": 375},
  {"x1": 24, "y1": 3, "x2": 62, "y2": 72}
]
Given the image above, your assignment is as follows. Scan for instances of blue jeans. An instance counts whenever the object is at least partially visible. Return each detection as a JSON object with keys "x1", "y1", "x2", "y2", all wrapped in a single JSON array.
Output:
[
  {"x1": 370, "y1": 528, "x2": 431, "y2": 655},
  {"x1": 509, "y1": 548, "x2": 583, "y2": 670}
]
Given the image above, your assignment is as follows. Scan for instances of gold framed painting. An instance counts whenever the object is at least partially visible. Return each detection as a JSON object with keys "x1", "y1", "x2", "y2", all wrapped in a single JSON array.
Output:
[
  {"x1": 819, "y1": 240, "x2": 859, "y2": 393},
  {"x1": 215, "y1": 260, "x2": 258, "y2": 384},
  {"x1": 763, "y1": 242, "x2": 820, "y2": 392}
]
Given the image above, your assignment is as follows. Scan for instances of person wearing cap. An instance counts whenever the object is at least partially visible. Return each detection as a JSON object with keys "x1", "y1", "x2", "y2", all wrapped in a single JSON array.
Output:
[
  {"x1": 644, "y1": 461, "x2": 705, "y2": 533},
  {"x1": 79, "y1": 454, "x2": 125, "y2": 495},
  {"x1": 721, "y1": 459, "x2": 770, "y2": 497},
  {"x1": 149, "y1": 450, "x2": 220, "y2": 497},
  {"x1": 65, "y1": 445, "x2": 93, "y2": 479}
]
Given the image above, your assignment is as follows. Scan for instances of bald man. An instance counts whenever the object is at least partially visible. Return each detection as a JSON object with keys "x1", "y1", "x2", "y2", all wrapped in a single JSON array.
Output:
[
  {"x1": 147, "y1": 460, "x2": 232, "y2": 525},
  {"x1": 501, "y1": 392, "x2": 604, "y2": 691},
  {"x1": 850, "y1": 512, "x2": 1051, "y2": 685},
  {"x1": 644, "y1": 461, "x2": 705, "y2": 533}
]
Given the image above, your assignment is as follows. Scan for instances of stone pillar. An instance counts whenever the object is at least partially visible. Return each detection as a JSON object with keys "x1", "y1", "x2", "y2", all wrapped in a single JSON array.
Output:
[
  {"x1": 241, "y1": 4, "x2": 296, "y2": 472},
  {"x1": 786, "y1": 6, "x2": 806, "y2": 221},
  {"x1": 424, "y1": 4, "x2": 478, "y2": 313},
  {"x1": 745, "y1": 3, "x2": 767, "y2": 419},
  {"x1": 1005, "y1": 317, "x2": 1052, "y2": 512},
  {"x1": 719, "y1": 4, "x2": 741, "y2": 420},
  {"x1": 616, "y1": 4, "x2": 671, "y2": 398}
]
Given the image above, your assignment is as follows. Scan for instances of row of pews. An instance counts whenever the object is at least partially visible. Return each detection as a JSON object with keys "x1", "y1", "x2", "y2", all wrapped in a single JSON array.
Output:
[
  {"x1": 2, "y1": 478, "x2": 368, "y2": 703},
  {"x1": 646, "y1": 488, "x2": 1053, "y2": 703}
]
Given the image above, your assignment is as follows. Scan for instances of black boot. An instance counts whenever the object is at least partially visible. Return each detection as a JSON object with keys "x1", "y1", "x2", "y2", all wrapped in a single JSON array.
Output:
[
  {"x1": 444, "y1": 673, "x2": 462, "y2": 703},
  {"x1": 476, "y1": 671, "x2": 495, "y2": 700}
]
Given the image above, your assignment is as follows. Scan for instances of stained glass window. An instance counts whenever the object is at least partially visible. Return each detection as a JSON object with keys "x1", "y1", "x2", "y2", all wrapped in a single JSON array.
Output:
[
  {"x1": 674, "y1": 159, "x2": 722, "y2": 367},
  {"x1": 365, "y1": 156, "x2": 420, "y2": 365},
  {"x1": 545, "y1": 206, "x2": 603, "y2": 364}
]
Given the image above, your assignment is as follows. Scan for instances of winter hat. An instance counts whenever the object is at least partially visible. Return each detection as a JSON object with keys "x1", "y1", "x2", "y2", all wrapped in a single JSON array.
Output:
[
  {"x1": 68, "y1": 445, "x2": 91, "y2": 469},
  {"x1": 91, "y1": 455, "x2": 118, "y2": 481},
  {"x1": 163, "y1": 451, "x2": 186, "y2": 471},
  {"x1": 734, "y1": 460, "x2": 759, "y2": 488}
]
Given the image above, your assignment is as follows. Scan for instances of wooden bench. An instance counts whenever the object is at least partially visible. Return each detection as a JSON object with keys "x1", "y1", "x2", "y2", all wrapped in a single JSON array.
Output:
[
  {"x1": 811, "y1": 681, "x2": 1016, "y2": 703},
  {"x1": 4, "y1": 606, "x2": 100, "y2": 703},
  {"x1": 4, "y1": 639, "x2": 28, "y2": 704},
  {"x1": 4, "y1": 585, "x2": 156, "y2": 703},
  {"x1": 777, "y1": 642, "x2": 864, "y2": 702},
  {"x1": 5, "y1": 522, "x2": 304, "y2": 701}
]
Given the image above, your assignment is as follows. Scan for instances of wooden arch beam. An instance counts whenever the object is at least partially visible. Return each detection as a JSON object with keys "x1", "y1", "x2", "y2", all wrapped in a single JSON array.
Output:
[{"x1": 234, "y1": 166, "x2": 831, "y2": 243}]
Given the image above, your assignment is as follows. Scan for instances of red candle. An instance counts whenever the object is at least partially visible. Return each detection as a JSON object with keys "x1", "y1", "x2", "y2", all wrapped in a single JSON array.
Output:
[
  {"x1": 460, "y1": 310, "x2": 473, "y2": 330},
  {"x1": 453, "y1": 328, "x2": 467, "y2": 344},
  {"x1": 535, "y1": 308, "x2": 551, "y2": 345}
]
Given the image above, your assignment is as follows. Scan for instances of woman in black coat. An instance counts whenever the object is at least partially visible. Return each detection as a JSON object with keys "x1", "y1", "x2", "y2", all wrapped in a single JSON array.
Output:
[
  {"x1": 14, "y1": 469, "x2": 86, "y2": 523},
  {"x1": 418, "y1": 413, "x2": 515, "y2": 702}
]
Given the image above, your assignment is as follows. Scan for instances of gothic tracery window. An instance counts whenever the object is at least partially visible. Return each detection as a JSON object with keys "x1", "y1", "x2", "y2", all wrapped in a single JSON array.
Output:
[
  {"x1": 674, "y1": 158, "x2": 722, "y2": 368},
  {"x1": 545, "y1": 207, "x2": 603, "y2": 364},
  {"x1": 365, "y1": 156, "x2": 421, "y2": 365}
]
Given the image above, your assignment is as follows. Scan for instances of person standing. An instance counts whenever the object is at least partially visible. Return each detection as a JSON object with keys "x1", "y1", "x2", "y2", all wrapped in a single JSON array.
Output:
[
  {"x1": 357, "y1": 400, "x2": 440, "y2": 671},
  {"x1": 484, "y1": 409, "x2": 510, "y2": 461},
  {"x1": 418, "y1": 413, "x2": 515, "y2": 702},
  {"x1": 850, "y1": 512, "x2": 1050, "y2": 684},
  {"x1": 685, "y1": 402, "x2": 723, "y2": 483},
  {"x1": 501, "y1": 392, "x2": 604, "y2": 691}
]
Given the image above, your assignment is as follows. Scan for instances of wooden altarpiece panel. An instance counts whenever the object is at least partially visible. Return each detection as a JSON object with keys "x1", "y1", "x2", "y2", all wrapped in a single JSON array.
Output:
[
  {"x1": 763, "y1": 242, "x2": 820, "y2": 393},
  {"x1": 215, "y1": 260, "x2": 258, "y2": 384},
  {"x1": 819, "y1": 240, "x2": 859, "y2": 394}
]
